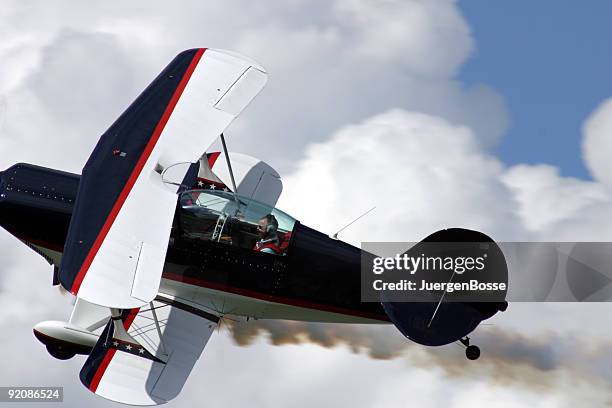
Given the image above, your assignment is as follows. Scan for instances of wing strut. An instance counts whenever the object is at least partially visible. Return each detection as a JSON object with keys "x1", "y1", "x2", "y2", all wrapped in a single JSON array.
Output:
[
  {"x1": 149, "y1": 301, "x2": 168, "y2": 356},
  {"x1": 220, "y1": 133, "x2": 238, "y2": 193},
  {"x1": 220, "y1": 132, "x2": 241, "y2": 213}
]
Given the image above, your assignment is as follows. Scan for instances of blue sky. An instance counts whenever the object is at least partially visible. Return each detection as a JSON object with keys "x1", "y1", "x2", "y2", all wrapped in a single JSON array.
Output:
[{"x1": 459, "y1": 0, "x2": 612, "y2": 180}]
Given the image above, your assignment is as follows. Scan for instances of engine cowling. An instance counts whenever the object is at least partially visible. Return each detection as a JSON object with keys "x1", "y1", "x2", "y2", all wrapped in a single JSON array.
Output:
[{"x1": 381, "y1": 228, "x2": 508, "y2": 347}]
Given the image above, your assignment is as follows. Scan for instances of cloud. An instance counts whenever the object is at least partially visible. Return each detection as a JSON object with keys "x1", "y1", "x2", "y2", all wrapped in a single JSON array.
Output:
[
  {"x1": 279, "y1": 109, "x2": 523, "y2": 243},
  {"x1": 583, "y1": 98, "x2": 612, "y2": 190},
  {"x1": 0, "y1": 29, "x2": 145, "y2": 173},
  {"x1": 333, "y1": 0, "x2": 473, "y2": 77},
  {"x1": 277, "y1": 104, "x2": 612, "y2": 244},
  {"x1": 27, "y1": 30, "x2": 139, "y2": 131},
  {"x1": 501, "y1": 98, "x2": 612, "y2": 241},
  {"x1": 501, "y1": 164, "x2": 611, "y2": 236},
  {"x1": 0, "y1": 0, "x2": 508, "y2": 176}
]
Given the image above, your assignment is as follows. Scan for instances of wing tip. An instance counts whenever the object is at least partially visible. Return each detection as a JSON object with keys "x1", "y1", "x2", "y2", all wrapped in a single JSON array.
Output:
[{"x1": 206, "y1": 48, "x2": 267, "y2": 73}]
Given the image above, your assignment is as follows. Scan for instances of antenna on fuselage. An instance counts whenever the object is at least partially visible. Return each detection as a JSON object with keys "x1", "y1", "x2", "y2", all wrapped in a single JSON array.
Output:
[{"x1": 331, "y1": 206, "x2": 376, "y2": 240}]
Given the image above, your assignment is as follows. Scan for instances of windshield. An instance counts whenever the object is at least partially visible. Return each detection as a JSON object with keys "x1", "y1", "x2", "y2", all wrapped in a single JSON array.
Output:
[{"x1": 177, "y1": 189, "x2": 296, "y2": 255}]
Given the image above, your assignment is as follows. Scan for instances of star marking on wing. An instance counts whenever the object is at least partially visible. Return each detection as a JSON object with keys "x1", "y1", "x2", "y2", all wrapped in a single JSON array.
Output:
[
  {"x1": 197, "y1": 180, "x2": 203, "y2": 187},
  {"x1": 125, "y1": 344, "x2": 132, "y2": 351},
  {"x1": 113, "y1": 341, "x2": 119, "y2": 347},
  {"x1": 209, "y1": 184, "x2": 216, "y2": 190},
  {"x1": 138, "y1": 348, "x2": 145, "y2": 354}
]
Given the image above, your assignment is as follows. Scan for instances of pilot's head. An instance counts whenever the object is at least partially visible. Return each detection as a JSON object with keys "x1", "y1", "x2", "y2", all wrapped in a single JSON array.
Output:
[{"x1": 257, "y1": 214, "x2": 278, "y2": 239}]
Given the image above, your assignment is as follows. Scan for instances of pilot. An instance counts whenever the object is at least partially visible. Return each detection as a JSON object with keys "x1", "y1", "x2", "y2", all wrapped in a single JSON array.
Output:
[
  {"x1": 253, "y1": 214, "x2": 281, "y2": 255},
  {"x1": 180, "y1": 191, "x2": 199, "y2": 207}
]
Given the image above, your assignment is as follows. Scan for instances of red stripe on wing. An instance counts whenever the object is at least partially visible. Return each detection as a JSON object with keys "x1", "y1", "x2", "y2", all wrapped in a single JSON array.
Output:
[
  {"x1": 89, "y1": 348, "x2": 116, "y2": 392},
  {"x1": 88, "y1": 308, "x2": 141, "y2": 392},
  {"x1": 71, "y1": 48, "x2": 206, "y2": 295}
]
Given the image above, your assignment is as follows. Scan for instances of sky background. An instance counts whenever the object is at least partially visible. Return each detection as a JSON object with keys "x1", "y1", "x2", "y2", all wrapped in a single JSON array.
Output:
[
  {"x1": 1, "y1": 1, "x2": 612, "y2": 407},
  {"x1": 459, "y1": 0, "x2": 612, "y2": 179}
]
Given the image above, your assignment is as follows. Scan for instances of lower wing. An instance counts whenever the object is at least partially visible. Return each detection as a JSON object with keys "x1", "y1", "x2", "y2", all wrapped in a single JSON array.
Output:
[{"x1": 80, "y1": 297, "x2": 219, "y2": 405}]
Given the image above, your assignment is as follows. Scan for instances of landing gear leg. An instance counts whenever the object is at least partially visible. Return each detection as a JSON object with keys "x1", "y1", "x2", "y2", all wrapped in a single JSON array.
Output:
[{"x1": 459, "y1": 337, "x2": 480, "y2": 361}]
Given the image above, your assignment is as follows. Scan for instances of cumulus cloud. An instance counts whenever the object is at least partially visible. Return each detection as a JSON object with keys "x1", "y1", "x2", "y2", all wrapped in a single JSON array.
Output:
[
  {"x1": 0, "y1": 0, "x2": 508, "y2": 176},
  {"x1": 583, "y1": 98, "x2": 612, "y2": 190},
  {"x1": 0, "y1": 29, "x2": 145, "y2": 172},
  {"x1": 500, "y1": 98, "x2": 612, "y2": 241},
  {"x1": 279, "y1": 109, "x2": 523, "y2": 243},
  {"x1": 334, "y1": 0, "x2": 473, "y2": 77},
  {"x1": 279, "y1": 105, "x2": 612, "y2": 244},
  {"x1": 28, "y1": 30, "x2": 139, "y2": 131},
  {"x1": 501, "y1": 164, "x2": 611, "y2": 237}
]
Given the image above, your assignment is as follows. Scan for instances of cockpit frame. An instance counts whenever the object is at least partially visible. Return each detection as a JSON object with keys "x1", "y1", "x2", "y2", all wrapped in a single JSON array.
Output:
[{"x1": 175, "y1": 189, "x2": 296, "y2": 256}]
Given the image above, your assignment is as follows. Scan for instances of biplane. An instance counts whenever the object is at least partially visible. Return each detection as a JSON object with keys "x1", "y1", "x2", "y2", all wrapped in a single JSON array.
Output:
[{"x1": 0, "y1": 48, "x2": 507, "y2": 405}]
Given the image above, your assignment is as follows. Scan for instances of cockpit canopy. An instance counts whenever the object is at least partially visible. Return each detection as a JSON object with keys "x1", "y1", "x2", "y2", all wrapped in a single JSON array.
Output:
[{"x1": 177, "y1": 189, "x2": 296, "y2": 255}]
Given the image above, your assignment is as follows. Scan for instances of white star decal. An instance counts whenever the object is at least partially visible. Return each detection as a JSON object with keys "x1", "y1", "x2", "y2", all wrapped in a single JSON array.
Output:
[
  {"x1": 113, "y1": 341, "x2": 119, "y2": 347},
  {"x1": 125, "y1": 344, "x2": 132, "y2": 351},
  {"x1": 138, "y1": 348, "x2": 145, "y2": 354},
  {"x1": 197, "y1": 180, "x2": 203, "y2": 187},
  {"x1": 209, "y1": 184, "x2": 216, "y2": 190},
  {"x1": 223, "y1": 187, "x2": 228, "y2": 192}
]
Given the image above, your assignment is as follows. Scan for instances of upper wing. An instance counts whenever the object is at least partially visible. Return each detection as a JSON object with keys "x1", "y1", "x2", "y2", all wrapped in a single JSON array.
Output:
[
  {"x1": 59, "y1": 48, "x2": 267, "y2": 308},
  {"x1": 80, "y1": 297, "x2": 219, "y2": 405}
]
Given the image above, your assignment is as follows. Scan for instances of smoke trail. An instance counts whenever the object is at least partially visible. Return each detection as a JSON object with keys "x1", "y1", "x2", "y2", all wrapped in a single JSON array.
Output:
[
  {"x1": 226, "y1": 318, "x2": 612, "y2": 396},
  {"x1": 229, "y1": 319, "x2": 409, "y2": 359}
]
